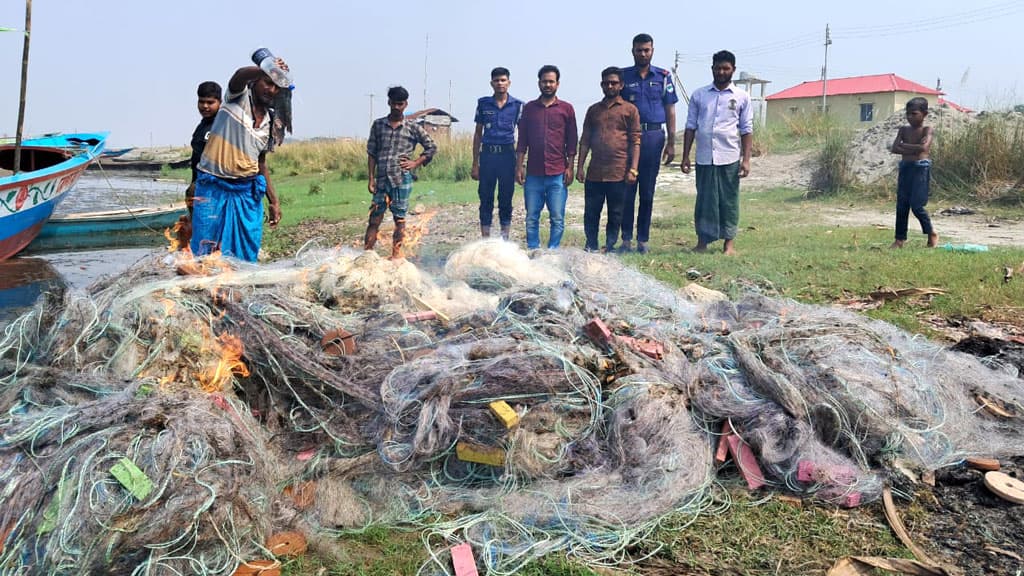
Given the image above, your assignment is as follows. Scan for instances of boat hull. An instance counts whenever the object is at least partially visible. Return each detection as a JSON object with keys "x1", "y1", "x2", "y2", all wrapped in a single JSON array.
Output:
[
  {"x1": 27, "y1": 203, "x2": 186, "y2": 252},
  {"x1": 0, "y1": 257, "x2": 63, "y2": 323},
  {"x1": 0, "y1": 133, "x2": 107, "y2": 260}
]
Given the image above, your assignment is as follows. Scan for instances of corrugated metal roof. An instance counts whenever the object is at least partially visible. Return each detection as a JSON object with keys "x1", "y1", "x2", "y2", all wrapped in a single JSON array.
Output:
[
  {"x1": 766, "y1": 73, "x2": 943, "y2": 100},
  {"x1": 938, "y1": 97, "x2": 973, "y2": 113}
]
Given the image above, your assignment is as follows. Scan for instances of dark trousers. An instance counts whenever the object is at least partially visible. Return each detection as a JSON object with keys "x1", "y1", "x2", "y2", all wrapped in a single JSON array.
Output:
[
  {"x1": 477, "y1": 150, "x2": 516, "y2": 227},
  {"x1": 895, "y1": 160, "x2": 933, "y2": 240},
  {"x1": 621, "y1": 130, "x2": 665, "y2": 243},
  {"x1": 584, "y1": 180, "x2": 626, "y2": 250}
]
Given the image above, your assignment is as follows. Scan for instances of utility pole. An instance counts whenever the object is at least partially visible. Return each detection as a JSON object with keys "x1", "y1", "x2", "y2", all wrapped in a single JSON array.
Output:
[
  {"x1": 671, "y1": 50, "x2": 690, "y2": 105},
  {"x1": 821, "y1": 23, "x2": 831, "y2": 114},
  {"x1": 423, "y1": 34, "x2": 429, "y2": 110},
  {"x1": 366, "y1": 92, "x2": 375, "y2": 124}
]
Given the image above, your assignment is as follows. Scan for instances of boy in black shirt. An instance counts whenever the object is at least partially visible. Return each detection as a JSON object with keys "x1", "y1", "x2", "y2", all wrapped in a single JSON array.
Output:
[
  {"x1": 177, "y1": 81, "x2": 221, "y2": 250},
  {"x1": 187, "y1": 81, "x2": 222, "y2": 213}
]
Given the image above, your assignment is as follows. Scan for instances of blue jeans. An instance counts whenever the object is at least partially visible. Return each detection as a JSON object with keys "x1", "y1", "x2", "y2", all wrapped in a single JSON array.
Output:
[{"x1": 523, "y1": 174, "x2": 567, "y2": 249}]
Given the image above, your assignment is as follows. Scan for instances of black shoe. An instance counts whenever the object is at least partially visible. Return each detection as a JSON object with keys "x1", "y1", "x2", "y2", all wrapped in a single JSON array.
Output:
[
  {"x1": 617, "y1": 241, "x2": 633, "y2": 253},
  {"x1": 637, "y1": 242, "x2": 649, "y2": 254}
]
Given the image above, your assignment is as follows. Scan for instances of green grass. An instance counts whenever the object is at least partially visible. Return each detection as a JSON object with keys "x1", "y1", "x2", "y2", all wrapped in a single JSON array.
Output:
[
  {"x1": 639, "y1": 187, "x2": 1024, "y2": 334},
  {"x1": 257, "y1": 176, "x2": 1023, "y2": 334},
  {"x1": 259, "y1": 177, "x2": 479, "y2": 256},
  {"x1": 275, "y1": 488, "x2": 913, "y2": 575}
]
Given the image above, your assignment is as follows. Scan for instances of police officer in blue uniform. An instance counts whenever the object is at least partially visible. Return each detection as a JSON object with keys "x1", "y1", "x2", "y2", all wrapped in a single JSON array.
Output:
[
  {"x1": 619, "y1": 33, "x2": 679, "y2": 253},
  {"x1": 472, "y1": 67, "x2": 524, "y2": 240}
]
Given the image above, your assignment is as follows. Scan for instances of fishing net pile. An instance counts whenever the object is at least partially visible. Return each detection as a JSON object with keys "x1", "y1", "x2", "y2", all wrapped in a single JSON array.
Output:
[{"x1": 1, "y1": 240, "x2": 1021, "y2": 574}]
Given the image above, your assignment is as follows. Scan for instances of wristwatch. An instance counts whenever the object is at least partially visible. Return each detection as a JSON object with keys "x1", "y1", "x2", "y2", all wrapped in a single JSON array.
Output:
[{"x1": 629, "y1": 168, "x2": 639, "y2": 177}]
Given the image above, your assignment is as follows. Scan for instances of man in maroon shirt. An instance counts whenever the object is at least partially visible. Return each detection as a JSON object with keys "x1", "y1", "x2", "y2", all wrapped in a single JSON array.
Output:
[{"x1": 515, "y1": 65, "x2": 577, "y2": 250}]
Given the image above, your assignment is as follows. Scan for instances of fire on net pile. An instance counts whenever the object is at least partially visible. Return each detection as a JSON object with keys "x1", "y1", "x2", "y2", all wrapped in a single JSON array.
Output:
[{"x1": 1, "y1": 241, "x2": 1021, "y2": 574}]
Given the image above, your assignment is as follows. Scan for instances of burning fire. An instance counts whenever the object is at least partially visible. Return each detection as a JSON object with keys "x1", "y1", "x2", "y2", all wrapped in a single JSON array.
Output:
[
  {"x1": 198, "y1": 332, "x2": 250, "y2": 393},
  {"x1": 166, "y1": 216, "x2": 192, "y2": 253},
  {"x1": 399, "y1": 209, "x2": 436, "y2": 256},
  {"x1": 363, "y1": 209, "x2": 438, "y2": 258}
]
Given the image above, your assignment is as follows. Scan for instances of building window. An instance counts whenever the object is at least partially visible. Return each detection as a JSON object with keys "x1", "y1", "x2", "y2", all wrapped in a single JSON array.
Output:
[
  {"x1": 860, "y1": 103, "x2": 874, "y2": 122},
  {"x1": 788, "y1": 106, "x2": 799, "y2": 114}
]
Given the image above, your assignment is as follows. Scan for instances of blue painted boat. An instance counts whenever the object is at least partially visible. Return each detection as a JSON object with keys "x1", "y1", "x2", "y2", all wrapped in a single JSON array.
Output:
[
  {"x1": 0, "y1": 256, "x2": 63, "y2": 323},
  {"x1": 27, "y1": 202, "x2": 186, "y2": 252},
  {"x1": 0, "y1": 133, "x2": 107, "y2": 260},
  {"x1": 100, "y1": 147, "x2": 135, "y2": 158}
]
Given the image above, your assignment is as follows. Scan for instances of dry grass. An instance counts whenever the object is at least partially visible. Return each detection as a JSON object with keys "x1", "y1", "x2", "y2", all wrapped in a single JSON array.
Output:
[
  {"x1": 270, "y1": 135, "x2": 475, "y2": 181},
  {"x1": 932, "y1": 112, "x2": 1024, "y2": 203}
]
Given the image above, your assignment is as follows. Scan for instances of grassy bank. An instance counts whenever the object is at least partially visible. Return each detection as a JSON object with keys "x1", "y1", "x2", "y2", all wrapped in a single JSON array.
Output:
[{"x1": 279, "y1": 491, "x2": 910, "y2": 575}]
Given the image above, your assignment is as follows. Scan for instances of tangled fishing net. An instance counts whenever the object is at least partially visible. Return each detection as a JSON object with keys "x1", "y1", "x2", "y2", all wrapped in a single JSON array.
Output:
[{"x1": 1, "y1": 240, "x2": 1022, "y2": 574}]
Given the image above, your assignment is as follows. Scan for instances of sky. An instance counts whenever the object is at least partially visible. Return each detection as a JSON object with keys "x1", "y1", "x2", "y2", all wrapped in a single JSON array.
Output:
[{"x1": 1, "y1": 0, "x2": 1021, "y2": 148}]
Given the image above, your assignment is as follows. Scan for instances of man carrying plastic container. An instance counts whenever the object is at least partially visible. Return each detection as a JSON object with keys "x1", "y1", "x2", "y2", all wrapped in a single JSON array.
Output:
[{"x1": 190, "y1": 52, "x2": 289, "y2": 262}]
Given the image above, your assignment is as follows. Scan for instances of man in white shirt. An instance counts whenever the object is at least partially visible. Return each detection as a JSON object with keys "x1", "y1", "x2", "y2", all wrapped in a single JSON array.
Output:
[{"x1": 681, "y1": 50, "x2": 753, "y2": 255}]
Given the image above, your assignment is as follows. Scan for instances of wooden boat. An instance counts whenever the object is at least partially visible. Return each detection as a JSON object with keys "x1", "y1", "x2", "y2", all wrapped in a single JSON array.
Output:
[
  {"x1": 0, "y1": 256, "x2": 63, "y2": 320},
  {"x1": 91, "y1": 156, "x2": 190, "y2": 172},
  {"x1": 100, "y1": 147, "x2": 135, "y2": 158},
  {"x1": 0, "y1": 132, "x2": 108, "y2": 261},
  {"x1": 27, "y1": 202, "x2": 187, "y2": 252}
]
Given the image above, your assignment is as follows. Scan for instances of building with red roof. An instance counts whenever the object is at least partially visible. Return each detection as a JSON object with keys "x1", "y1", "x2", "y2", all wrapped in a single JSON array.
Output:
[{"x1": 765, "y1": 73, "x2": 948, "y2": 125}]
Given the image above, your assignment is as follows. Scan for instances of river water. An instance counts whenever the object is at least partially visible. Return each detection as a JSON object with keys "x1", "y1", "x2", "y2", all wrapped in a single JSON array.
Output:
[{"x1": 0, "y1": 173, "x2": 186, "y2": 323}]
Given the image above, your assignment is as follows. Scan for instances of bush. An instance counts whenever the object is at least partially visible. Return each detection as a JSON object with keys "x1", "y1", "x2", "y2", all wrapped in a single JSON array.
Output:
[
  {"x1": 757, "y1": 112, "x2": 844, "y2": 155},
  {"x1": 932, "y1": 113, "x2": 1024, "y2": 202},
  {"x1": 807, "y1": 126, "x2": 855, "y2": 197}
]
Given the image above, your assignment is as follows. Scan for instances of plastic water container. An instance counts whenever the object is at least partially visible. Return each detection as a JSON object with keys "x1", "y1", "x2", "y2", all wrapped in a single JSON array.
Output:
[
  {"x1": 251, "y1": 47, "x2": 294, "y2": 90},
  {"x1": 941, "y1": 242, "x2": 988, "y2": 252}
]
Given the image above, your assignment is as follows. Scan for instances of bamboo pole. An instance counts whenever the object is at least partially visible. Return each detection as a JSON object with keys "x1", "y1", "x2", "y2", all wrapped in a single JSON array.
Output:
[{"x1": 13, "y1": 0, "x2": 31, "y2": 174}]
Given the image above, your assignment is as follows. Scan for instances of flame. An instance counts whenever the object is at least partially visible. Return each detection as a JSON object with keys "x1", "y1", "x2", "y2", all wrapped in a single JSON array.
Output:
[
  {"x1": 198, "y1": 332, "x2": 250, "y2": 393},
  {"x1": 159, "y1": 298, "x2": 176, "y2": 318},
  {"x1": 165, "y1": 217, "x2": 192, "y2": 253},
  {"x1": 398, "y1": 210, "x2": 436, "y2": 256},
  {"x1": 176, "y1": 249, "x2": 235, "y2": 277},
  {"x1": 371, "y1": 210, "x2": 437, "y2": 258}
]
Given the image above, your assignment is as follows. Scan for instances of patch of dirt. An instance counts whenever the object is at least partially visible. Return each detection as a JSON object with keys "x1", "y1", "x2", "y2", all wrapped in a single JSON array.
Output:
[
  {"x1": 658, "y1": 151, "x2": 815, "y2": 193},
  {"x1": 657, "y1": 151, "x2": 1023, "y2": 249},
  {"x1": 916, "y1": 457, "x2": 1024, "y2": 576},
  {"x1": 817, "y1": 204, "x2": 1024, "y2": 248}
]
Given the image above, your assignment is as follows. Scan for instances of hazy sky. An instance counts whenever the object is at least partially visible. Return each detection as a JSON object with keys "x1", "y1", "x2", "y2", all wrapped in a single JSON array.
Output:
[{"x1": 1, "y1": 0, "x2": 1020, "y2": 147}]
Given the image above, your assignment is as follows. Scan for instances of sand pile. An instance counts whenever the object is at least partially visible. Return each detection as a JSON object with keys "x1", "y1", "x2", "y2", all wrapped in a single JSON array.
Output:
[{"x1": 848, "y1": 105, "x2": 975, "y2": 184}]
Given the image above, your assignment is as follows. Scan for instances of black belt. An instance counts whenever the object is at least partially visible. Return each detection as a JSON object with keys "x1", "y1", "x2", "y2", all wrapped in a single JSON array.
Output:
[
  {"x1": 640, "y1": 122, "x2": 663, "y2": 131},
  {"x1": 482, "y1": 143, "x2": 514, "y2": 154}
]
